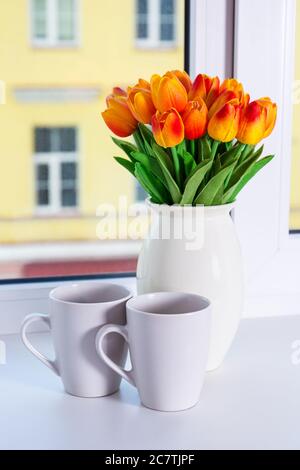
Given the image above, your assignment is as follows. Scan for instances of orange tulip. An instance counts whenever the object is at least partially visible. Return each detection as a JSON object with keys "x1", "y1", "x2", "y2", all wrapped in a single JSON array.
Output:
[
  {"x1": 189, "y1": 74, "x2": 220, "y2": 108},
  {"x1": 102, "y1": 92, "x2": 138, "y2": 138},
  {"x1": 182, "y1": 99, "x2": 208, "y2": 140},
  {"x1": 220, "y1": 78, "x2": 250, "y2": 109},
  {"x1": 166, "y1": 70, "x2": 192, "y2": 93},
  {"x1": 257, "y1": 97, "x2": 277, "y2": 138},
  {"x1": 127, "y1": 79, "x2": 156, "y2": 124},
  {"x1": 150, "y1": 74, "x2": 188, "y2": 113},
  {"x1": 151, "y1": 108, "x2": 184, "y2": 148},
  {"x1": 237, "y1": 99, "x2": 276, "y2": 145},
  {"x1": 208, "y1": 101, "x2": 241, "y2": 142}
]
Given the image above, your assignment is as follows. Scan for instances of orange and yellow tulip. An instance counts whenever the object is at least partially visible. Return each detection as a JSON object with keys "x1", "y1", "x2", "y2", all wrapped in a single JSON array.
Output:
[
  {"x1": 256, "y1": 97, "x2": 277, "y2": 138},
  {"x1": 150, "y1": 74, "x2": 188, "y2": 113},
  {"x1": 102, "y1": 91, "x2": 138, "y2": 138},
  {"x1": 182, "y1": 99, "x2": 208, "y2": 140},
  {"x1": 151, "y1": 108, "x2": 184, "y2": 148},
  {"x1": 189, "y1": 74, "x2": 220, "y2": 109},
  {"x1": 127, "y1": 79, "x2": 156, "y2": 124},
  {"x1": 208, "y1": 101, "x2": 241, "y2": 142},
  {"x1": 237, "y1": 99, "x2": 277, "y2": 145},
  {"x1": 166, "y1": 70, "x2": 192, "y2": 93},
  {"x1": 220, "y1": 78, "x2": 250, "y2": 109}
]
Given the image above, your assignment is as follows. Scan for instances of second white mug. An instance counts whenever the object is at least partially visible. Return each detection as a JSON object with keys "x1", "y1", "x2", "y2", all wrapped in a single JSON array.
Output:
[{"x1": 96, "y1": 292, "x2": 211, "y2": 412}]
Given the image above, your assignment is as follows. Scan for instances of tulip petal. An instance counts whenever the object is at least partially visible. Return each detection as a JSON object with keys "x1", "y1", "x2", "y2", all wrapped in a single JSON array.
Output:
[
  {"x1": 102, "y1": 109, "x2": 137, "y2": 137},
  {"x1": 208, "y1": 90, "x2": 238, "y2": 118},
  {"x1": 157, "y1": 76, "x2": 188, "y2": 113},
  {"x1": 133, "y1": 91, "x2": 155, "y2": 123},
  {"x1": 162, "y1": 109, "x2": 184, "y2": 146},
  {"x1": 150, "y1": 74, "x2": 162, "y2": 109}
]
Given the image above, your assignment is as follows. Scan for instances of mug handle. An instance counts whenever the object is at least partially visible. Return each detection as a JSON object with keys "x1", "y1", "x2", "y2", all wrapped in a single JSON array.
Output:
[
  {"x1": 95, "y1": 324, "x2": 136, "y2": 387},
  {"x1": 21, "y1": 314, "x2": 59, "y2": 376}
]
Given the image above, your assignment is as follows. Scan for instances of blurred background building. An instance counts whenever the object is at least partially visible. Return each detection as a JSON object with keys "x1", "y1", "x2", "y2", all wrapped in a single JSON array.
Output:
[{"x1": 0, "y1": 0, "x2": 184, "y2": 278}]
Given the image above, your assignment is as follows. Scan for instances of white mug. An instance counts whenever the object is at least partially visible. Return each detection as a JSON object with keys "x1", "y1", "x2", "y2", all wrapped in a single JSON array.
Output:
[
  {"x1": 21, "y1": 281, "x2": 132, "y2": 397},
  {"x1": 96, "y1": 292, "x2": 211, "y2": 412}
]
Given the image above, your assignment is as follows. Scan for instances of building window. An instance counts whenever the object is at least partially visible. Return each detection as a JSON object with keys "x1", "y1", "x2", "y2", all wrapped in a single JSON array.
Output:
[
  {"x1": 136, "y1": 0, "x2": 176, "y2": 48},
  {"x1": 31, "y1": 0, "x2": 79, "y2": 47},
  {"x1": 34, "y1": 127, "x2": 78, "y2": 213}
]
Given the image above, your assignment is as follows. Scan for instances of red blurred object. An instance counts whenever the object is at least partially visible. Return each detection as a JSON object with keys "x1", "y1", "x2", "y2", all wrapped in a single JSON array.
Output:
[{"x1": 21, "y1": 258, "x2": 137, "y2": 278}]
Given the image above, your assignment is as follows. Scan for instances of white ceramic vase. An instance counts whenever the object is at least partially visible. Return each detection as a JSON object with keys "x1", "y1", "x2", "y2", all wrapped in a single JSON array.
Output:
[{"x1": 136, "y1": 200, "x2": 244, "y2": 371}]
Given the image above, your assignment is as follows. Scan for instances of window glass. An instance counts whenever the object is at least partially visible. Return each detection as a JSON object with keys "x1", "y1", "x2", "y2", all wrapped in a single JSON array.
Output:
[
  {"x1": 160, "y1": 0, "x2": 175, "y2": 41},
  {"x1": 36, "y1": 164, "x2": 50, "y2": 206},
  {"x1": 136, "y1": 0, "x2": 148, "y2": 39},
  {"x1": 290, "y1": 2, "x2": 300, "y2": 232},
  {"x1": 58, "y1": 0, "x2": 76, "y2": 41},
  {"x1": 32, "y1": 0, "x2": 47, "y2": 39},
  {"x1": 0, "y1": 0, "x2": 184, "y2": 279},
  {"x1": 61, "y1": 162, "x2": 77, "y2": 207}
]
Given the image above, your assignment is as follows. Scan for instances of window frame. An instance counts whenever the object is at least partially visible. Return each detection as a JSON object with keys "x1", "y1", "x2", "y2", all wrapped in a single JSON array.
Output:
[
  {"x1": 30, "y1": 0, "x2": 80, "y2": 48},
  {"x1": 135, "y1": 0, "x2": 178, "y2": 49},
  {"x1": 232, "y1": 0, "x2": 300, "y2": 317},
  {"x1": 33, "y1": 126, "x2": 79, "y2": 215}
]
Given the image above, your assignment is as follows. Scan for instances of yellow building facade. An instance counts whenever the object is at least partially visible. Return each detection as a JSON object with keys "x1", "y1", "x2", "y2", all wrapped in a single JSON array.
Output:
[{"x1": 0, "y1": 0, "x2": 184, "y2": 243}]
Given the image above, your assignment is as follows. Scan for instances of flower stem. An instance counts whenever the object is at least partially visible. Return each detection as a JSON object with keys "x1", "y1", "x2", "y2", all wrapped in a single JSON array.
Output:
[
  {"x1": 211, "y1": 140, "x2": 220, "y2": 160},
  {"x1": 171, "y1": 146, "x2": 181, "y2": 188},
  {"x1": 190, "y1": 139, "x2": 195, "y2": 157}
]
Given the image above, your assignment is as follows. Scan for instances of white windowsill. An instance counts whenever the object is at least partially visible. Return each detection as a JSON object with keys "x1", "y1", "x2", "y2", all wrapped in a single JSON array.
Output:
[{"x1": 1, "y1": 314, "x2": 300, "y2": 450}]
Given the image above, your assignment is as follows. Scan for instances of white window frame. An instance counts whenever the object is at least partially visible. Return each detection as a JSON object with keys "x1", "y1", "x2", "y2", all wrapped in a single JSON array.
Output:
[
  {"x1": 30, "y1": 0, "x2": 80, "y2": 48},
  {"x1": 2, "y1": 0, "x2": 299, "y2": 331},
  {"x1": 35, "y1": 152, "x2": 78, "y2": 215},
  {"x1": 34, "y1": 126, "x2": 79, "y2": 215},
  {"x1": 135, "y1": 0, "x2": 177, "y2": 49},
  {"x1": 232, "y1": 0, "x2": 300, "y2": 317}
]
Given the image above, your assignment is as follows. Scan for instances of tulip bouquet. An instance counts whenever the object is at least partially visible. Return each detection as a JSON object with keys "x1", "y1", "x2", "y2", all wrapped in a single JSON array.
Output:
[{"x1": 101, "y1": 71, "x2": 277, "y2": 206}]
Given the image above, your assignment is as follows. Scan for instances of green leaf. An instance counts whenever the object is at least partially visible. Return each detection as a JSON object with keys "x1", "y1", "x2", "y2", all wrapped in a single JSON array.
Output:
[
  {"x1": 131, "y1": 151, "x2": 167, "y2": 188},
  {"x1": 212, "y1": 183, "x2": 225, "y2": 205},
  {"x1": 131, "y1": 151, "x2": 149, "y2": 167},
  {"x1": 176, "y1": 141, "x2": 187, "y2": 156},
  {"x1": 138, "y1": 123, "x2": 153, "y2": 146},
  {"x1": 180, "y1": 159, "x2": 213, "y2": 205},
  {"x1": 198, "y1": 135, "x2": 211, "y2": 162},
  {"x1": 152, "y1": 142, "x2": 174, "y2": 175},
  {"x1": 114, "y1": 157, "x2": 135, "y2": 176},
  {"x1": 111, "y1": 137, "x2": 138, "y2": 161},
  {"x1": 135, "y1": 163, "x2": 168, "y2": 204},
  {"x1": 227, "y1": 145, "x2": 265, "y2": 189},
  {"x1": 181, "y1": 150, "x2": 197, "y2": 178},
  {"x1": 154, "y1": 147, "x2": 182, "y2": 203},
  {"x1": 222, "y1": 155, "x2": 275, "y2": 203},
  {"x1": 133, "y1": 129, "x2": 146, "y2": 153},
  {"x1": 238, "y1": 144, "x2": 255, "y2": 163},
  {"x1": 220, "y1": 143, "x2": 245, "y2": 167},
  {"x1": 195, "y1": 162, "x2": 236, "y2": 205}
]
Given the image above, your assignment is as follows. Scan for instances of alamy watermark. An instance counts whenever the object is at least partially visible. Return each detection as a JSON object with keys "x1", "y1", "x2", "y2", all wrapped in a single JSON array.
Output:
[
  {"x1": 291, "y1": 340, "x2": 300, "y2": 366},
  {"x1": 0, "y1": 340, "x2": 6, "y2": 365},
  {"x1": 96, "y1": 196, "x2": 205, "y2": 251}
]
